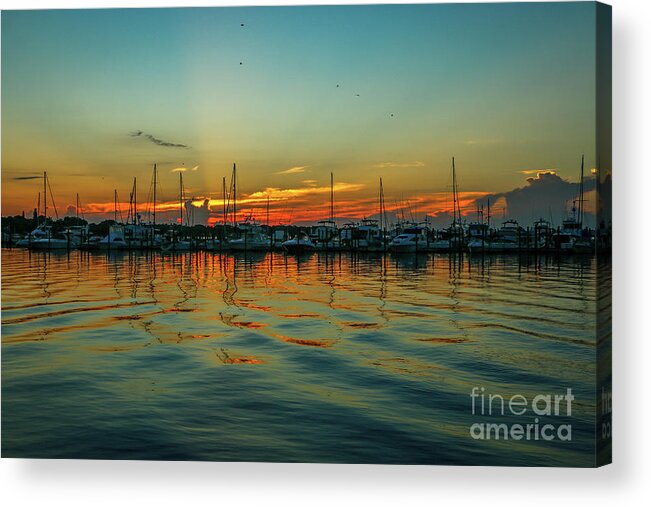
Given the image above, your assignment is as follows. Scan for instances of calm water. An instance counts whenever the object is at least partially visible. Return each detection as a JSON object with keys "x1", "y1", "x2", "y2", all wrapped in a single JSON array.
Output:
[{"x1": 2, "y1": 248, "x2": 601, "y2": 465}]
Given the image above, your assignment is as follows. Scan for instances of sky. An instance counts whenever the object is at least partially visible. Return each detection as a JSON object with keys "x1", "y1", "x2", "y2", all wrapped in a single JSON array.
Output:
[{"x1": 1, "y1": 3, "x2": 601, "y2": 226}]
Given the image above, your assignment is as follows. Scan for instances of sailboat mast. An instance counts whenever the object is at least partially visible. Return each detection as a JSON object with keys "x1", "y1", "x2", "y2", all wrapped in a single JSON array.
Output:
[
  {"x1": 233, "y1": 163, "x2": 237, "y2": 228},
  {"x1": 153, "y1": 163, "x2": 157, "y2": 226},
  {"x1": 379, "y1": 177, "x2": 383, "y2": 232},
  {"x1": 380, "y1": 177, "x2": 386, "y2": 231},
  {"x1": 43, "y1": 171, "x2": 47, "y2": 222},
  {"x1": 579, "y1": 154, "x2": 584, "y2": 228},
  {"x1": 330, "y1": 172, "x2": 334, "y2": 223},
  {"x1": 452, "y1": 158, "x2": 457, "y2": 227},
  {"x1": 222, "y1": 176, "x2": 227, "y2": 226},
  {"x1": 266, "y1": 194, "x2": 270, "y2": 226},
  {"x1": 76, "y1": 193, "x2": 79, "y2": 219},
  {"x1": 487, "y1": 198, "x2": 491, "y2": 228},
  {"x1": 131, "y1": 190, "x2": 134, "y2": 223},
  {"x1": 133, "y1": 177, "x2": 137, "y2": 225},
  {"x1": 114, "y1": 189, "x2": 118, "y2": 222},
  {"x1": 179, "y1": 173, "x2": 184, "y2": 226}
]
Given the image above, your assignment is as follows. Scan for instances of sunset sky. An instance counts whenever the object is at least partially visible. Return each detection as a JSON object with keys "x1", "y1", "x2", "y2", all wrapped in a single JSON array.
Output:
[{"x1": 1, "y1": 3, "x2": 600, "y2": 225}]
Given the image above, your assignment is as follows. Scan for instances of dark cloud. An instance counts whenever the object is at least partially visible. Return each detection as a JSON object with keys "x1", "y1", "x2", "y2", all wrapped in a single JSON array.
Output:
[
  {"x1": 470, "y1": 171, "x2": 596, "y2": 227},
  {"x1": 129, "y1": 130, "x2": 190, "y2": 149},
  {"x1": 13, "y1": 175, "x2": 42, "y2": 181}
]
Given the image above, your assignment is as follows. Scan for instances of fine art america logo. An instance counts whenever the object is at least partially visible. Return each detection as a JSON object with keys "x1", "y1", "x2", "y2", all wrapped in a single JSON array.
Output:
[{"x1": 469, "y1": 387, "x2": 574, "y2": 442}]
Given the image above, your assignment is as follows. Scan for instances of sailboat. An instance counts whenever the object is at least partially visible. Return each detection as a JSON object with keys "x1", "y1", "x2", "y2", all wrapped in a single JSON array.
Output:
[
  {"x1": 124, "y1": 177, "x2": 147, "y2": 249},
  {"x1": 387, "y1": 196, "x2": 430, "y2": 253},
  {"x1": 430, "y1": 157, "x2": 464, "y2": 252},
  {"x1": 229, "y1": 216, "x2": 270, "y2": 251},
  {"x1": 283, "y1": 175, "x2": 317, "y2": 253},
  {"x1": 553, "y1": 155, "x2": 593, "y2": 253},
  {"x1": 226, "y1": 163, "x2": 270, "y2": 251},
  {"x1": 465, "y1": 204, "x2": 490, "y2": 251},
  {"x1": 313, "y1": 172, "x2": 341, "y2": 251},
  {"x1": 17, "y1": 177, "x2": 50, "y2": 247},
  {"x1": 161, "y1": 171, "x2": 192, "y2": 252},
  {"x1": 29, "y1": 172, "x2": 85, "y2": 250}
]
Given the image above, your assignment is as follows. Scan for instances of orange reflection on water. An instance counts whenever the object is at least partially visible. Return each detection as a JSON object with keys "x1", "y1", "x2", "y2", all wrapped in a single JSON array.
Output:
[{"x1": 271, "y1": 333, "x2": 335, "y2": 348}]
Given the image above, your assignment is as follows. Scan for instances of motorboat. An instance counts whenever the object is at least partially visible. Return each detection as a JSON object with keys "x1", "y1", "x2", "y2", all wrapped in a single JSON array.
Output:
[
  {"x1": 388, "y1": 224, "x2": 429, "y2": 253},
  {"x1": 228, "y1": 219, "x2": 270, "y2": 251},
  {"x1": 282, "y1": 232, "x2": 316, "y2": 254}
]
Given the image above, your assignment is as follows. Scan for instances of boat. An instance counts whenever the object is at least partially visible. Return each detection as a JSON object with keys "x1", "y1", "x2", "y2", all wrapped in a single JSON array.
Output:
[
  {"x1": 221, "y1": 163, "x2": 270, "y2": 252},
  {"x1": 554, "y1": 215, "x2": 592, "y2": 253},
  {"x1": 312, "y1": 220, "x2": 341, "y2": 251},
  {"x1": 553, "y1": 156, "x2": 594, "y2": 253},
  {"x1": 271, "y1": 227, "x2": 289, "y2": 250},
  {"x1": 229, "y1": 218, "x2": 270, "y2": 251},
  {"x1": 464, "y1": 223, "x2": 489, "y2": 252},
  {"x1": 311, "y1": 173, "x2": 342, "y2": 251},
  {"x1": 430, "y1": 224, "x2": 465, "y2": 252},
  {"x1": 388, "y1": 223, "x2": 429, "y2": 253},
  {"x1": 89, "y1": 225, "x2": 128, "y2": 251},
  {"x1": 29, "y1": 226, "x2": 87, "y2": 250},
  {"x1": 282, "y1": 231, "x2": 316, "y2": 254},
  {"x1": 26, "y1": 173, "x2": 89, "y2": 250},
  {"x1": 161, "y1": 230, "x2": 192, "y2": 253},
  {"x1": 15, "y1": 224, "x2": 50, "y2": 247},
  {"x1": 123, "y1": 222, "x2": 159, "y2": 250},
  {"x1": 161, "y1": 239, "x2": 192, "y2": 252},
  {"x1": 495, "y1": 219, "x2": 522, "y2": 250},
  {"x1": 356, "y1": 218, "x2": 384, "y2": 252},
  {"x1": 28, "y1": 236, "x2": 71, "y2": 250},
  {"x1": 161, "y1": 169, "x2": 194, "y2": 252},
  {"x1": 533, "y1": 218, "x2": 553, "y2": 250},
  {"x1": 430, "y1": 158, "x2": 466, "y2": 252},
  {"x1": 21, "y1": 173, "x2": 55, "y2": 248}
]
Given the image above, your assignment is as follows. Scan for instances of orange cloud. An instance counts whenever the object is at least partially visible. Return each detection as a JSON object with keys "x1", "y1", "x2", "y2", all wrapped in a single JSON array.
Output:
[
  {"x1": 39, "y1": 185, "x2": 488, "y2": 227},
  {"x1": 247, "y1": 182, "x2": 364, "y2": 201}
]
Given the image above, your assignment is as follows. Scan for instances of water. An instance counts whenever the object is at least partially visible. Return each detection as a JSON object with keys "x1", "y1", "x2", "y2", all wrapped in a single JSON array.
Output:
[{"x1": 1, "y1": 249, "x2": 601, "y2": 465}]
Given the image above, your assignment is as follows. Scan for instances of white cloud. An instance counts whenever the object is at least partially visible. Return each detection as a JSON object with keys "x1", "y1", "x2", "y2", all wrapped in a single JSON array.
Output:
[
  {"x1": 275, "y1": 166, "x2": 307, "y2": 175},
  {"x1": 171, "y1": 165, "x2": 199, "y2": 173}
]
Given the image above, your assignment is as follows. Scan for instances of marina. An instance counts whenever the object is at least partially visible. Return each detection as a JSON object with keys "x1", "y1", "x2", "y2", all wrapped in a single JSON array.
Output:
[{"x1": 1, "y1": 159, "x2": 611, "y2": 256}]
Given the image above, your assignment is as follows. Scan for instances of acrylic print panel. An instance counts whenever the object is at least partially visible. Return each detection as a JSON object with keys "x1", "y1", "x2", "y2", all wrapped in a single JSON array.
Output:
[{"x1": 0, "y1": 2, "x2": 612, "y2": 466}]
